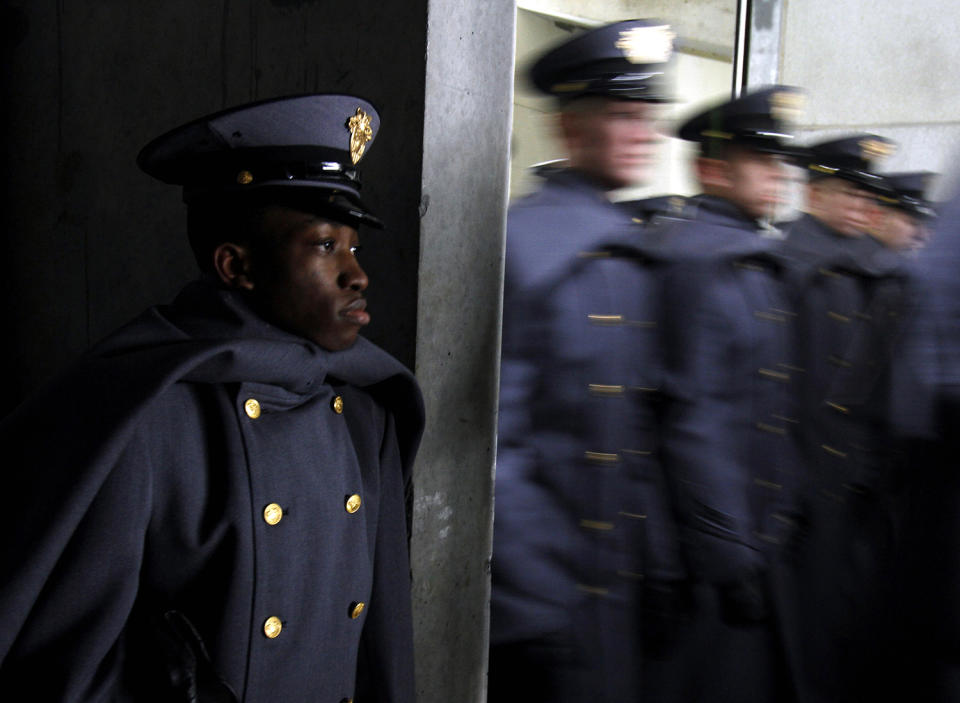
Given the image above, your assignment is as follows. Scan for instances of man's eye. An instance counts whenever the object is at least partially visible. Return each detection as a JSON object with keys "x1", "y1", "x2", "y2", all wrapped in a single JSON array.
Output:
[
  {"x1": 350, "y1": 245, "x2": 363, "y2": 257},
  {"x1": 316, "y1": 239, "x2": 335, "y2": 251}
]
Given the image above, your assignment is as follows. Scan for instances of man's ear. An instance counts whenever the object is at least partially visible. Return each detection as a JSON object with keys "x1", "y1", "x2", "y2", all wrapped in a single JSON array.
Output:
[
  {"x1": 213, "y1": 242, "x2": 255, "y2": 290},
  {"x1": 805, "y1": 182, "x2": 825, "y2": 213},
  {"x1": 696, "y1": 156, "x2": 732, "y2": 190},
  {"x1": 557, "y1": 110, "x2": 583, "y2": 150}
]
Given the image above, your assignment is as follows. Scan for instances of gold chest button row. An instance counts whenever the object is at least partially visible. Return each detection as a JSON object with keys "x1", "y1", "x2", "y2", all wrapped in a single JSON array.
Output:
[
  {"x1": 332, "y1": 395, "x2": 344, "y2": 414},
  {"x1": 345, "y1": 494, "x2": 362, "y2": 514},
  {"x1": 263, "y1": 616, "x2": 282, "y2": 639},
  {"x1": 349, "y1": 602, "x2": 365, "y2": 619},
  {"x1": 263, "y1": 503, "x2": 283, "y2": 525},
  {"x1": 244, "y1": 398, "x2": 261, "y2": 419}
]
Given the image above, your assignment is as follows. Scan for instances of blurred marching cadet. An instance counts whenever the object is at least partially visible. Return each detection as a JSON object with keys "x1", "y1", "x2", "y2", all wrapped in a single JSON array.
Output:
[
  {"x1": 783, "y1": 134, "x2": 898, "y2": 265},
  {"x1": 638, "y1": 85, "x2": 806, "y2": 703},
  {"x1": 780, "y1": 134, "x2": 912, "y2": 703},
  {"x1": 489, "y1": 19, "x2": 683, "y2": 703},
  {"x1": 885, "y1": 180, "x2": 960, "y2": 702},
  {"x1": 867, "y1": 171, "x2": 938, "y2": 253},
  {"x1": 0, "y1": 95, "x2": 424, "y2": 702}
]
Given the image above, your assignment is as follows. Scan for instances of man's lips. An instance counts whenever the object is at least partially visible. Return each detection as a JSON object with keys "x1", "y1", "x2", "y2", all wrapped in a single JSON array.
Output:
[{"x1": 341, "y1": 297, "x2": 370, "y2": 326}]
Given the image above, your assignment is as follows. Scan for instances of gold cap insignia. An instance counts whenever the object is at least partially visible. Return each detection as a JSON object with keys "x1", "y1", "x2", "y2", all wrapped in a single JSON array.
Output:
[
  {"x1": 770, "y1": 91, "x2": 805, "y2": 124},
  {"x1": 347, "y1": 108, "x2": 373, "y2": 165},
  {"x1": 860, "y1": 138, "x2": 895, "y2": 162},
  {"x1": 615, "y1": 25, "x2": 675, "y2": 64}
]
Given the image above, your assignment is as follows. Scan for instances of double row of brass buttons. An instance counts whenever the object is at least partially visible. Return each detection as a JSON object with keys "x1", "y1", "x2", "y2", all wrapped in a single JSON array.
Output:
[
  {"x1": 247, "y1": 392, "x2": 358, "y2": 641},
  {"x1": 244, "y1": 394, "x2": 345, "y2": 419},
  {"x1": 262, "y1": 601, "x2": 366, "y2": 639}
]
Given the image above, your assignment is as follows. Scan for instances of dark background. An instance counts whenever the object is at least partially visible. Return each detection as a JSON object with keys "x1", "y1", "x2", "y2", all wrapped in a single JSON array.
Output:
[{"x1": 0, "y1": 0, "x2": 427, "y2": 408}]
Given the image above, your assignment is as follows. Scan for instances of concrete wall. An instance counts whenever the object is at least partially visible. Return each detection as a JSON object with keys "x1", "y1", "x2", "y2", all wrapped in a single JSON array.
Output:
[
  {"x1": 411, "y1": 1, "x2": 515, "y2": 700},
  {"x1": 777, "y1": 0, "x2": 960, "y2": 199},
  {"x1": 518, "y1": 0, "x2": 737, "y2": 49}
]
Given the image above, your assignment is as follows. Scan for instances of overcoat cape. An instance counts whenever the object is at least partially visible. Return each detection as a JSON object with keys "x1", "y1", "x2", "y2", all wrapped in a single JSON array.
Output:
[{"x1": 0, "y1": 278, "x2": 424, "y2": 701}]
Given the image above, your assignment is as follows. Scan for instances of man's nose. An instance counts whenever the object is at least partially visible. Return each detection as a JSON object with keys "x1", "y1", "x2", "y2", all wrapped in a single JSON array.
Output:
[{"x1": 339, "y1": 255, "x2": 369, "y2": 291}]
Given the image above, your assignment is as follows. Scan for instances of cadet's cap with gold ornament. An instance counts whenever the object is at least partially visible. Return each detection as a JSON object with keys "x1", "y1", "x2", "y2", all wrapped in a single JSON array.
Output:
[
  {"x1": 796, "y1": 133, "x2": 897, "y2": 194},
  {"x1": 529, "y1": 19, "x2": 676, "y2": 102},
  {"x1": 137, "y1": 94, "x2": 383, "y2": 228},
  {"x1": 676, "y1": 85, "x2": 805, "y2": 157},
  {"x1": 877, "y1": 171, "x2": 938, "y2": 219}
]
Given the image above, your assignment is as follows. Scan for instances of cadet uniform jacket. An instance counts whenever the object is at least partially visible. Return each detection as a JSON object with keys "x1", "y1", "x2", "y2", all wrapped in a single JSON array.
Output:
[
  {"x1": 782, "y1": 213, "x2": 909, "y2": 496},
  {"x1": 888, "y1": 188, "x2": 960, "y2": 700},
  {"x1": 0, "y1": 278, "x2": 424, "y2": 703},
  {"x1": 491, "y1": 169, "x2": 684, "y2": 700},
  {"x1": 637, "y1": 195, "x2": 803, "y2": 703},
  {"x1": 780, "y1": 213, "x2": 911, "y2": 703},
  {"x1": 647, "y1": 195, "x2": 802, "y2": 586}
]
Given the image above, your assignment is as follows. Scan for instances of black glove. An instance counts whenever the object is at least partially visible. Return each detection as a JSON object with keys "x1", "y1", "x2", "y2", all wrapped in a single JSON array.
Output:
[
  {"x1": 717, "y1": 569, "x2": 768, "y2": 626},
  {"x1": 641, "y1": 580, "x2": 694, "y2": 657},
  {"x1": 154, "y1": 610, "x2": 239, "y2": 703}
]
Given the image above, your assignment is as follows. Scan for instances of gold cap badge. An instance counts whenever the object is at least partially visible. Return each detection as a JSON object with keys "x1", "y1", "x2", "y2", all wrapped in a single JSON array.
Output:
[
  {"x1": 615, "y1": 25, "x2": 675, "y2": 64},
  {"x1": 347, "y1": 108, "x2": 373, "y2": 165},
  {"x1": 860, "y1": 138, "x2": 895, "y2": 162},
  {"x1": 770, "y1": 91, "x2": 805, "y2": 124}
]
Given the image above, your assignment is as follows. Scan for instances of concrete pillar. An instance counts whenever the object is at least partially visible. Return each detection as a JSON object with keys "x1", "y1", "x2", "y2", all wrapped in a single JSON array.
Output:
[
  {"x1": 411, "y1": 1, "x2": 515, "y2": 701},
  {"x1": 745, "y1": 0, "x2": 784, "y2": 89}
]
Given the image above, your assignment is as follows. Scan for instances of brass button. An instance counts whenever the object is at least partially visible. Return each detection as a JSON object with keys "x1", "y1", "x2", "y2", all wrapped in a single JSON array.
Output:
[
  {"x1": 263, "y1": 616, "x2": 282, "y2": 639},
  {"x1": 349, "y1": 602, "x2": 365, "y2": 619},
  {"x1": 263, "y1": 503, "x2": 283, "y2": 525},
  {"x1": 345, "y1": 494, "x2": 362, "y2": 514},
  {"x1": 579, "y1": 519, "x2": 614, "y2": 531},
  {"x1": 332, "y1": 395, "x2": 344, "y2": 414},
  {"x1": 341, "y1": 699, "x2": 354, "y2": 703},
  {"x1": 237, "y1": 170, "x2": 254, "y2": 185},
  {"x1": 244, "y1": 398, "x2": 261, "y2": 419}
]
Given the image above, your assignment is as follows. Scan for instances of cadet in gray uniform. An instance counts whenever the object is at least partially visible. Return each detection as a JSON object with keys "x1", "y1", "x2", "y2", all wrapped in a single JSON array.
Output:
[
  {"x1": 643, "y1": 85, "x2": 806, "y2": 703},
  {"x1": 888, "y1": 180, "x2": 960, "y2": 702},
  {"x1": 0, "y1": 95, "x2": 423, "y2": 702},
  {"x1": 781, "y1": 135, "x2": 910, "y2": 703},
  {"x1": 489, "y1": 19, "x2": 682, "y2": 703}
]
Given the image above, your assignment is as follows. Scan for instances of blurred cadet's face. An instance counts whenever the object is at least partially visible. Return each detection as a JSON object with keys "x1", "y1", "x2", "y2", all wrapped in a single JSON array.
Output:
[
  {"x1": 724, "y1": 150, "x2": 788, "y2": 220},
  {"x1": 808, "y1": 178, "x2": 875, "y2": 237},
  {"x1": 561, "y1": 98, "x2": 660, "y2": 189},
  {"x1": 697, "y1": 148, "x2": 787, "y2": 220},
  {"x1": 871, "y1": 206, "x2": 927, "y2": 251},
  {"x1": 251, "y1": 207, "x2": 370, "y2": 351}
]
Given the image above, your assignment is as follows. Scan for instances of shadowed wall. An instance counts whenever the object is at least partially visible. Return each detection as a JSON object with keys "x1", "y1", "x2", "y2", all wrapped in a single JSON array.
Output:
[{"x1": 0, "y1": 0, "x2": 426, "y2": 401}]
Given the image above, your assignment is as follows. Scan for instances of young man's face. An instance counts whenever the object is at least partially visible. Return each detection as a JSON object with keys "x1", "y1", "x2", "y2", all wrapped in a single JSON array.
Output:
[
  {"x1": 870, "y1": 205, "x2": 927, "y2": 251},
  {"x1": 698, "y1": 148, "x2": 788, "y2": 220},
  {"x1": 561, "y1": 98, "x2": 660, "y2": 189},
  {"x1": 723, "y1": 150, "x2": 788, "y2": 220},
  {"x1": 249, "y1": 206, "x2": 370, "y2": 351},
  {"x1": 807, "y1": 178, "x2": 875, "y2": 237}
]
